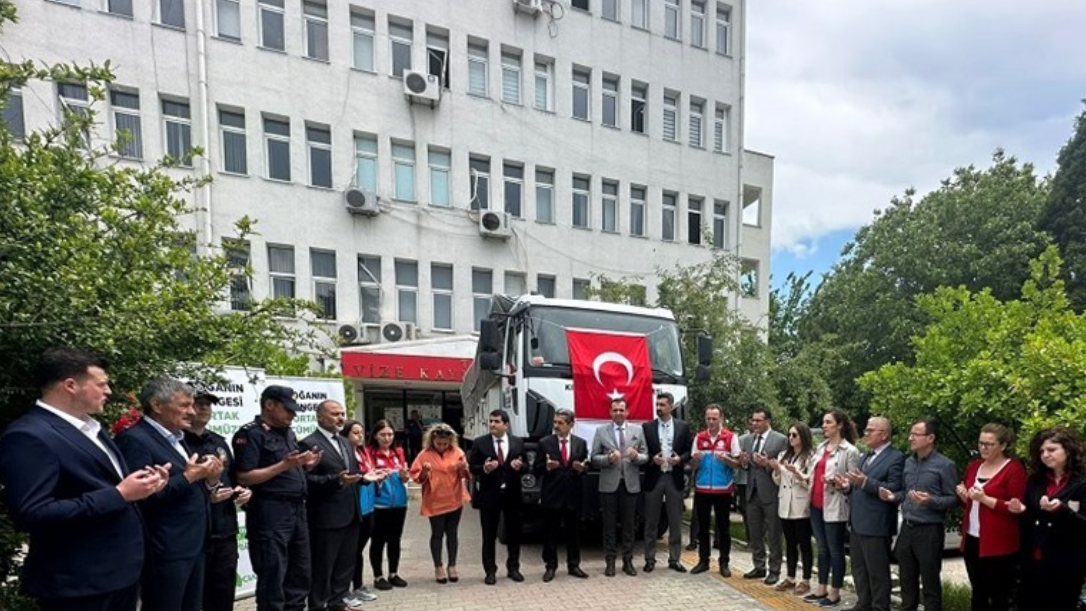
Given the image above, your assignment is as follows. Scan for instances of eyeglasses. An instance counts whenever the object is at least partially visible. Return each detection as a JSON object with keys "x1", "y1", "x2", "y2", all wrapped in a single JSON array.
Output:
[
  {"x1": 864, "y1": 428, "x2": 887, "y2": 434},
  {"x1": 977, "y1": 441, "x2": 998, "y2": 449},
  {"x1": 788, "y1": 432, "x2": 799, "y2": 438},
  {"x1": 909, "y1": 432, "x2": 933, "y2": 438}
]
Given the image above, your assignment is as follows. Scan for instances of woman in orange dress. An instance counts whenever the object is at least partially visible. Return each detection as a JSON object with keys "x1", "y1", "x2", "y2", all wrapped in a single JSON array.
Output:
[{"x1": 409, "y1": 423, "x2": 471, "y2": 584}]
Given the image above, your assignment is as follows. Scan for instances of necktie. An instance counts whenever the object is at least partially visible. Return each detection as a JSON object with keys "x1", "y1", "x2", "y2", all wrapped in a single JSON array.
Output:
[
  {"x1": 861, "y1": 451, "x2": 873, "y2": 470},
  {"x1": 335, "y1": 436, "x2": 347, "y2": 463},
  {"x1": 495, "y1": 438, "x2": 504, "y2": 464},
  {"x1": 561, "y1": 438, "x2": 569, "y2": 465},
  {"x1": 753, "y1": 434, "x2": 763, "y2": 454},
  {"x1": 617, "y1": 426, "x2": 626, "y2": 451}
]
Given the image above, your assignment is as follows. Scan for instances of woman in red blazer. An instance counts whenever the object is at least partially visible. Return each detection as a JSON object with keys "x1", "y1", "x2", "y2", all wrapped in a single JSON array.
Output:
[{"x1": 955, "y1": 423, "x2": 1027, "y2": 611}]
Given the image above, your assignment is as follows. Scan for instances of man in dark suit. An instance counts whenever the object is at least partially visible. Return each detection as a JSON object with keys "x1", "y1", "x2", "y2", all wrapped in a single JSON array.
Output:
[
  {"x1": 641, "y1": 392, "x2": 692, "y2": 573},
  {"x1": 739, "y1": 408, "x2": 788, "y2": 584},
  {"x1": 468, "y1": 409, "x2": 526, "y2": 585},
  {"x1": 534, "y1": 408, "x2": 590, "y2": 582},
  {"x1": 844, "y1": 416, "x2": 905, "y2": 611},
  {"x1": 298, "y1": 400, "x2": 366, "y2": 611},
  {"x1": 0, "y1": 347, "x2": 169, "y2": 611},
  {"x1": 115, "y1": 377, "x2": 224, "y2": 611}
]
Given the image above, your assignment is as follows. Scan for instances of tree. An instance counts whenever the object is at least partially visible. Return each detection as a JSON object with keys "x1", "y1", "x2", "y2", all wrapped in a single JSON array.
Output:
[
  {"x1": 859, "y1": 246, "x2": 1086, "y2": 466},
  {"x1": 769, "y1": 272, "x2": 835, "y2": 426},
  {"x1": 1038, "y1": 100, "x2": 1086, "y2": 311},
  {"x1": 802, "y1": 152, "x2": 1051, "y2": 416}
]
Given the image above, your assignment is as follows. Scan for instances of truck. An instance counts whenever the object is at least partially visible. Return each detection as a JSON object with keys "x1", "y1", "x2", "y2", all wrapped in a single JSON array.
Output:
[{"x1": 460, "y1": 294, "x2": 711, "y2": 530}]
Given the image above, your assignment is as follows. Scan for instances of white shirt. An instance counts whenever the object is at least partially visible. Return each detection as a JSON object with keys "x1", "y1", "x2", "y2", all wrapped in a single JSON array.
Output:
[
  {"x1": 144, "y1": 415, "x2": 189, "y2": 461},
  {"x1": 37, "y1": 399, "x2": 124, "y2": 478},
  {"x1": 319, "y1": 427, "x2": 344, "y2": 460},
  {"x1": 657, "y1": 418, "x2": 675, "y2": 472},
  {"x1": 612, "y1": 423, "x2": 628, "y2": 449}
]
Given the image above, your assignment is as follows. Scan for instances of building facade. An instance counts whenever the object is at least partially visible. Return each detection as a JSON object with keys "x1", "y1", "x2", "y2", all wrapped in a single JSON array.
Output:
[{"x1": 2, "y1": 0, "x2": 772, "y2": 425}]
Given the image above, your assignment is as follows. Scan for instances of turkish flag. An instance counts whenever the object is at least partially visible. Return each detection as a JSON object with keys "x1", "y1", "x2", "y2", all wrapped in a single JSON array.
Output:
[{"x1": 566, "y1": 329, "x2": 654, "y2": 421}]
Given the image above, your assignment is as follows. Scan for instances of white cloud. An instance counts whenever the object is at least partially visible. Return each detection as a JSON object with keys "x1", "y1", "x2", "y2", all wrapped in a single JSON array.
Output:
[{"x1": 746, "y1": 0, "x2": 1086, "y2": 251}]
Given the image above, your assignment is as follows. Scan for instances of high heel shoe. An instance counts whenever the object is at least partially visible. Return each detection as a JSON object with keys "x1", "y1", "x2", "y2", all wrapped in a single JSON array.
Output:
[
  {"x1": 435, "y1": 566, "x2": 447, "y2": 584},
  {"x1": 447, "y1": 566, "x2": 459, "y2": 583}
]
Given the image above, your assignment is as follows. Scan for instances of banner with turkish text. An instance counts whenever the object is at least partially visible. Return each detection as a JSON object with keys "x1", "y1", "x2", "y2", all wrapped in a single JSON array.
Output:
[{"x1": 566, "y1": 329, "x2": 654, "y2": 421}]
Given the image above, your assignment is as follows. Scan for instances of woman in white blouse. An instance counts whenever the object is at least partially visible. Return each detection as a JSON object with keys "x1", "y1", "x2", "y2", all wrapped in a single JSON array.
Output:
[{"x1": 771, "y1": 421, "x2": 815, "y2": 595}]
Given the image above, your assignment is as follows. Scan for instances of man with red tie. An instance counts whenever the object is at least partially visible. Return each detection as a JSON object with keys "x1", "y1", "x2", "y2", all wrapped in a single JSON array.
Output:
[
  {"x1": 534, "y1": 408, "x2": 590, "y2": 582},
  {"x1": 468, "y1": 409, "x2": 526, "y2": 585}
]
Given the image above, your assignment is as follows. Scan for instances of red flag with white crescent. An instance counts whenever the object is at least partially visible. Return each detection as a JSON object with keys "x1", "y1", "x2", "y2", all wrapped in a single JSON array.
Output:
[{"x1": 566, "y1": 329, "x2": 654, "y2": 421}]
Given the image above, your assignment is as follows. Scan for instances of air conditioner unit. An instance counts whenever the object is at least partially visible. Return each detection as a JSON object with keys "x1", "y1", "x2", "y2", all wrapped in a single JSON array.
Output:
[
  {"x1": 380, "y1": 321, "x2": 417, "y2": 343},
  {"x1": 513, "y1": 0, "x2": 543, "y2": 15},
  {"x1": 479, "y1": 210, "x2": 512, "y2": 240},
  {"x1": 345, "y1": 189, "x2": 380, "y2": 216},
  {"x1": 403, "y1": 70, "x2": 441, "y2": 106},
  {"x1": 337, "y1": 323, "x2": 372, "y2": 345}
]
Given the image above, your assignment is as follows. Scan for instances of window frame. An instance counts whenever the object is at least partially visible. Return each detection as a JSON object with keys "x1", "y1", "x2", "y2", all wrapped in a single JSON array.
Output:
[
  {"x1": 110, "y1": 89, "x2": 143, "y2": 160},
  {"x1": 354, "y1": 133, "x2": 378, "y2": 192},
  {"x1": 268, "y1": 244, "x2": 296, "y2": 301},
  {"x1": 690, "y1": 0, "x2": 707, "y2": 48},
  {"x1": 714, "y1": 104, "x2": 730, "y2": 153},
  {"x1": 500, "y1": 50, "x2": 522, "y2": 105},
  {"x1": 158, "y1": 0, "x2": 185, "y2": 29},
  {"x1": 394, "y1": 259, "x2": 419, "y2": 324},
  {"x1": 225, "y1": 239, "x2": 252, "y2": 311},
  {"x1": 162, "y1": 98, "x2": 193, "y2": 167},
  {"x1": 663, "y1": 91, "x2": 679, "y2": 142},
  {"x1": 687, "y1": 196, "x2": 703, "y2": 245},
  {"x1": 303, "y1": 1, "x2": 329, "y2": 61},
  {"x1": 629, "y1": 184, "x2": 646, "y2": 237},
  {"x1": 2, "y1": 89, "x2": 25, "y2": 140},
  {"x1": 572, "y1": 66, "x2": 591, "y2": 121},
  {"x1": 263, "y1": 115, "x2": 291, "y2": 182},
  {"x1": 664, "y1": 0, "x2": 681, "y2": 40},
  {"x1": 533, "y1": 59, "x2": 552, "y2": 111},
  {"x1": 601, "y1": 74, "x2": 619, "y2": 128},
  {"x1": 350, "y1": 8, "x2": 376, "y2": 72},
  {"x1": 310, "y1": 248, "x2": 338, "y2": 320},
  {"x1": 630, "y1": 0, "x2": 648, "y2": 29},
  {"x1": 535, "y1": 168, "x2": 555, "y2": 224},
  {"x1": 712, "y1": 199, "x2": 727, "y2": 249},
  {"x1": 306, "y1": 123, "x2": 333, "y2": 188},
  {"x1": 388, "y1": 19, "x2": 414, "y2": 78},
  {"x1": 357, "y1": 254, "x2": 382, "y2": 324},
  {"x1": 391, "y1": 141, "x2": 417, "y2": 202},
  {"x1": 689, "y1": 98, "x2": 704, "y2": 147},
  {"x1": 430, "y1": 263, "x2": 454, "y2": 331},
  {"x1": 219, "y1": 107, "x2": 248, "y2": 175},
  {"x1": 572, "y1": 173, "x2": 591, "y2": 229},
  {"x1": 471, "y1": 268, "x2": 493, "y2": 332},
  {"x1": 662, "y1": 191, "x2": 677, "y2": 242},
  {"x1": 503, "y1": 161, "x2": 524, "y2": 218},
  {"x1": 469, "y1": 155, "x2": 491, "y2": 210},
  {"x1": 428, "y1": 147, "x2": 452, "y2": 208},
  {"x1": 715, "y1": 3, "x2": 732, "y2": 55},
  {"x1": 467, "y1": 41, "x2": 489, "y2": 98},
  {"x1": 258, "y1": 0, "x2": 286, "y2": 51},
  {"x1": 601, "y1": 180, "x2": 619, "y2": 234},
  {"x1": 215, "y1": 0, "x2": 241, "y2": 40},
  {"x1": 631, "y1": 81, "x2": 647, "y2": 134}
]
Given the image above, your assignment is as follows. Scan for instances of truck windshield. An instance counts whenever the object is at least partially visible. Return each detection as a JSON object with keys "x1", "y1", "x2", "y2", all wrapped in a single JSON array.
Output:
[{"x1": 526, "y1": 306, "x2": 684, "y2": 378}]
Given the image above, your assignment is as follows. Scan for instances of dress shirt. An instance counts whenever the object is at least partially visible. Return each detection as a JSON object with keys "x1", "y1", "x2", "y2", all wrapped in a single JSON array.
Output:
[
  {"x1": 144, "y1": 415, "x2": 190, "y2": 461},
  {"x1": 658, "y1": 418, "x2": 674, "y2": 472},
  {"x1": 899, "y1": 449, "x2": 959, "y2": 523},
  {"x1": 37, "y1": 399, "x2": 124, "y2": 478},
  {"x1": 493, "y1": 435, "x2": 507, "y2": 463},
  {"x1": 862, "y1": 441, "x2": 891, "y2": 469},
  {"x1": 319, "y1": 426, "x2": 345, "y2": 460}
]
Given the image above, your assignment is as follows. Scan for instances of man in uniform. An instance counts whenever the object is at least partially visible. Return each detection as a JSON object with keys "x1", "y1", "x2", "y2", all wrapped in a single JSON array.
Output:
[{"x1": 234, "y1": 385, "x2": 322, "y2": 611}]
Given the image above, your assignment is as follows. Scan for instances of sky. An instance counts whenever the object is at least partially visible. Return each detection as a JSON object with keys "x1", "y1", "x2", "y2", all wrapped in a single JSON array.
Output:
[{"x1": 744, "y1": 0, "x2": 1086, "y2": 289}]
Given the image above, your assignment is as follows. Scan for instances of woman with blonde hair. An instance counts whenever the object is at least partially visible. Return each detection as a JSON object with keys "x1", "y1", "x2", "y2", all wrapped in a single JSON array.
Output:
[{"x1": 410, "y1": 423, "x2": 471, "y2": 584}]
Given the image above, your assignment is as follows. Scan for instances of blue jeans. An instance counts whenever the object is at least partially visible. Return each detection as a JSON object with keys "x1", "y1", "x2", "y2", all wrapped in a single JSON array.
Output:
[{"x1": 810, "y1": 507, "x2": 847, "y2": 589}]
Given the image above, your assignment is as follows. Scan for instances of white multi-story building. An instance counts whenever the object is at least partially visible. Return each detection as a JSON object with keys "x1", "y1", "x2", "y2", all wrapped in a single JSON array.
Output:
[{"x1": 3, "y1": 0, "x2": 772, "y2": 424}]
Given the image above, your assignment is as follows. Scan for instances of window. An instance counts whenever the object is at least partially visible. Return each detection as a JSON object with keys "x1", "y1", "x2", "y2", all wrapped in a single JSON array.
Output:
[
  {"x1": 715, "y1": 3, "x2": 732, "y2": 54},
  {"x1": 689, "y1": 99, "x2": 704, "y2": 147},
  {"x1": 504, "y1": 162, "x2": 524, "y2": 218},
  {"x1": 472, "y1": 269, "x2": 493, "y2": 332},
  {"x1": 354, "y1": 134, "x2": 377, "y2": 191},
  {"x1": 571, "y1": 0, "x2": 589, "y2": 10},
  {"x1": 431, "y1": 263, "x2": 453, "y2": 331},
  {"x1": 219, "y1": 108, "x2": 247, "y2": 174},
  {"x1": 741, "y1": 259, "x2": 759, "y2": 297},
  {"x1": 428, "y1": 148, "x2": 451, "y2": 207},
  {"x1": 395, "y1": 260, "x2": 418, "y2": 323},
  {"x1": 357, "y1": 255, "x2": 382, "y2": 323},
  {"x1": 573, "y1": 278, "x2": 591, "y2": 300},
  {"x1": 501, "y1": 50, "x2": 521, "y2": 104},
  {"x1": 162, "y1": 99, "x2": 193, "y2": 166},
  {"x1": 744, "y1": 188, "x2": 762, "y2": 226},
  {"x1": 467, "y1": 41, "x2": 489, "y2": 97},
  {"x1": 350, "y1": 8, "x2": 375, "y2": 71},
  {"x1": 663, "y1": 91, "x2": 679, "y2": 141},
  {"x1": 664, "y1": 0, "x2": 680, "y2": 40},
  {"x1": 303, "y1": 1, "x2": 329, "y2": 61},
  {"x1": 389, "y1": 20, "x2": 413, "y2": 77},
  {"x1": 504, "y1": 271, "x2": 526, "y2": 296},
  {"x1": 2, "y1": 90, "x2": 25, "y2": 139},
  {"x1": 268, "y1": 245, "x2": 295, "y2": 300},
  {"x1": 534, "y1": 58, "x2": 552, "y2": 111},
  {"x1": 216, "y1": 0, "x2": 240, "y2": 40},
  {"x1": 691, "y1": 0, "x2": 706, "y2": 48},
  {"x1": 427, "y1": 30, "x2": 450, "y2": 86},
  {"x1": 631, "y1": 81, "x2": 647, "y2": 133},
  {"x1": 572, "y1": 174, "x2": 590, "y2": 229},
  {"x1": 688, "y1": 196, "x2": 703, "y2": 245},
  {"x1": 110, "y1": 90, "x2": 142, "y2": 159},
  {"x1": 535, "y1": 168, "x2": 554, "y2": 223},
  {"x1": 601, "y1": 180, "x2": 619, "y2": 233},
  {"x1": 631, "y1": 0, "x2": 648, "y2": 28},
  {"x1": 602, "y1": 0, "x2": 618, "y2": 21},
  {"x1": 602, "y1": 74, "x2": 619, "y2": 128},
  {"x1": 58, "y1": 83, "x2": 89, "y2": 146},
  {"x1": 159, "y1": 0, "x2": 185, "y2": 28},
  {"x1": 311, "y1": 249, "x2": 337, "y2": 319},
  {"x1": 714, "y1": 104, "x2": 730, "y2": 153},
  {"x1": 307, "y1": 124, "x2": 332, "y2": 188},
  {"x1": 108, "y1": 0, "x2": 134, "y2": 17},
  {"x1": 264, "y1": 116, "x2": 290, "y2": 181},
  {"x1": 537, "y1": 275, "x2": 556, "y2": 298},
  {"x1": 712, "y1": 199, "x2": 727, "y2": 249},
  {"x1": 662, "y1": 191, "x2": 677, "y2": 241},
  {"x1": 392, "y1": 142, "x2": 416, "y2": 202},
  {"x1": 224, "y1": 239, "x2": 251, "y2": 311},
  {"x1": 572, "y1": 67, "x2": 590, "y2": 121},
  {"x1": 259, "y1": 0, "x2": 285, "y2": 51},
  {"x1": 469, "y1": 155, "x2": 490, "y2": 210},
  {"x1": 630, "y1": 185, "x2": 646, "y2": 237}
]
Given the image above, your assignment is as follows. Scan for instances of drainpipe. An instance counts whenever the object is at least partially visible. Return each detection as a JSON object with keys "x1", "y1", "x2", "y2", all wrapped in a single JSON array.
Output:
[
  {"x1": 734, "y1": 0, "x2": 747, "y2": 314},
  {"x1": 194, "y1": 0, "x2": 214, "y2": 255}
]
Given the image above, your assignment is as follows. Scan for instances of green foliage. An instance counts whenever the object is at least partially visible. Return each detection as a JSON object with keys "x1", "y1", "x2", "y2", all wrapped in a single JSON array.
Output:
[
  {"x1": 769, "y1": 272, "x2": 835, "y2": 426},
  {"x1": 1038, "y1": 100, "x2": 1086, "y2": 311},
  {"x1": 860, "y1": 246, "x2": 1086, "y2": 461},
  {"x1": 804, "y1": 152, "x2": 1051, "y2": 417},
  {"x1": 941, "y1": 581, "x2": 974, "y2": 611},
  {"x1": 585, "y1": 273, "x2": 648, "y2": 306}
]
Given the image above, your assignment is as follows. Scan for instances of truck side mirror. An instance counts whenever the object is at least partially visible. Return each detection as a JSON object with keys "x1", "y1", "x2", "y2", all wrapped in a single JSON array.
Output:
[
  {"x1": 479, "y1": 352, "x2": 502, "y2": 372},
  {"x1": 697, "y1": 334, "x2": 713, "y2": 367},
  {"x1": 479, "y1": 320, "x2": 502, "y2": 352},
  {"x1": 695, "y1": 363, "x2": 711, "y2": 382}
]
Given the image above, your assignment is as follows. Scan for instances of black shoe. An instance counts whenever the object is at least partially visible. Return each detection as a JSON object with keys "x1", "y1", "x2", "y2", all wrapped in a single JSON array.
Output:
[
  {"x1": 484, "y1": 573, "x2": 496, "y2": 586},
  {"x1": 542, "y1": 568, "x2": 556, "y2": 583},
  {"x1": 388, "y1": 575, "x2": 407, "y2": 588},
  {"x1": 604, "y1": 560, "x2": 616, "y2": 577},
  {"x1": 719, "y1": 564, "x2": 732, "y2": 578},
  {"x1": 764, "y1": 573, "x2": 780, "y2": 586},
  {"x1": 685, "y1": 542, "x2": 698, "y2": 551},
  {"x1": 643, "y1": 560, "x2": 655, "y2": 573},
  {"x1": 568, "y1": 566, "x2": 589, "y2": 579},
  {"x1": 374, "y1": 578, "x2": 392, "y2": 591},
  {"x1": 743, "y1": 568, "x2": 767, "y2": 580},
  {"x1": 507, "y1": 569, "x2": 524, "y2": 582},
  {"x1": 668, "y1": 561, "x2": 687, "y2": 573},
  {"x1": 622, "y1": 561, "x2": 637, "y2": 577},
  {"x1": 690, "y1": 561, "x2": 710, "y2": 574}
]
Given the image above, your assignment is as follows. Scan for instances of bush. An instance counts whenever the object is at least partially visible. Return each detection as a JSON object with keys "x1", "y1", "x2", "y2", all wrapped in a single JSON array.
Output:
[{"x1": 942, "y1": 581, "x2": 973, "y2": 611}]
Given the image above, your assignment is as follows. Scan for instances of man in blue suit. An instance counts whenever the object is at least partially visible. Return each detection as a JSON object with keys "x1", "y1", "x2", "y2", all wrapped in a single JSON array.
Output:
[
  {"x1": 844, "y1": 416, "x2": 905, "y2": 611},
  {"x1": 115, "y1": 377, "x2": 225, "y2": 611},
  {"x1": 0, "y1": 347, "x2": 169, "y2": 611}
]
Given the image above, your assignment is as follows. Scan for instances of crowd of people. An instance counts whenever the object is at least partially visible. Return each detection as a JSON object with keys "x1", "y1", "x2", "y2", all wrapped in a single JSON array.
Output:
[{"x1": 2, "y1": 346, "x2": 1086, "y2": 611}]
